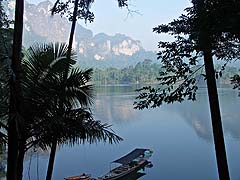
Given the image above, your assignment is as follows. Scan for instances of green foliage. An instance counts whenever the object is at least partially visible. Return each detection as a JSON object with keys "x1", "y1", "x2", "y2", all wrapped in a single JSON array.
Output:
[
  {"x1": 0, "y1": 4, "x2": 13, "y2": 144},
  {"x1": 0, "y1": 144, "x2": 6, "y2": 178},
  {"x1": 0, "y1": 1, "x2": 13, "y2": 63},
  {"x1": 92, "y1": 60, "x2": 162, "y2": 85},
  {"x1": 51, "y1": 0, "x2": 95, "y2": 23},
  {"x1": 231, "y1": 74, "x2": 240, "y2": 96},
  {"x1": 134, "y1": 0, "x2": 240, "y2": 110},
  {"x1": 0, "y1": 0, "x2": 12, "y2": 29},
  {"x1": 51, "y1": 0, "x2": 128, "y2": 23},
  {"x1": 22, "y1": 43, "x2": 122, "y2": 151}
]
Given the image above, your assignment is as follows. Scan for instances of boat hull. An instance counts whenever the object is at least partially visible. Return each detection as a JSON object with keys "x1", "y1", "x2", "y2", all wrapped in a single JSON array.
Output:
[
  {"x1": 65, "y1": 173, "x2": 91, "y2": 180},
  {"x1": 99, "y1": 160, "x2": 148, "y2": 180}
]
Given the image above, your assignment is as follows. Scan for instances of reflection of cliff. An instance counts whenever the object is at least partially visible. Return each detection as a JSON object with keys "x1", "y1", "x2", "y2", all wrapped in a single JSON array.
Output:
[
  {"x1": 171, "y1": 89, "x2": 240, "y2": 142},
  {"x1": 184, "y1": 110, "x2": 212, "y2": 142},
  {"x1": 175, "y1": 100, "x2": 213, "y2": 142},
  {"x1": 94, "y1": 95, "x2": 137, "y2": 124},
  {"x1": 93, "y1": 87, "x2": 240, "y2": 141},
  {"x1": 219, "y1": 89, "x2": 240, "y2": 139}
]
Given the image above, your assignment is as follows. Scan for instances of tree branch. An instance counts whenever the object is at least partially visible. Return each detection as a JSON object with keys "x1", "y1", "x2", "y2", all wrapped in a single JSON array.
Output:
[{"x1": 0, "y1": 121, "x2": 8, "y2": 131}]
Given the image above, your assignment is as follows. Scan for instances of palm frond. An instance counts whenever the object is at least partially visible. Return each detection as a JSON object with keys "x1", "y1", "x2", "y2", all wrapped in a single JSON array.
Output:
[
  {"x1": 63, "y1": 108, "x2": 123, "y2": 145},
  {"x1": 65, "y1": 68, "x2": 94, "y2": 107},
  {"x1": 23, "y1": 43, "x2": 77, "y2": 84},
  {"x1": 21, "y1": 42, "x2": 122, "y2": 153}
]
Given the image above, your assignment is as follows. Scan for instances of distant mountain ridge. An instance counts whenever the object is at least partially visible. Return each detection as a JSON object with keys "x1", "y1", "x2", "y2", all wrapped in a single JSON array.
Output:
[{"x1": 11, "y1": 0, "x2": 157, "y2": 68}]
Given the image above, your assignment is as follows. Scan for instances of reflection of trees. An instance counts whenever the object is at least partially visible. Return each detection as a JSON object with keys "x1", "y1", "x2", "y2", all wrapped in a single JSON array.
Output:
[
  {"x1": 94, "y1": 85, "x2": 137, "y2": 123},
  {"x1": 172, "y1": 89, "x2": 240, "y2": 142},
  {"x1": 94, "y1": 87, "x2": 240, "y2": 141},
  {"x1": 0, "y1": 144, "x2": 6, "y2": 178},
  {"x1": 94, "y1": 94, "x2": 137, "y2": 124}
]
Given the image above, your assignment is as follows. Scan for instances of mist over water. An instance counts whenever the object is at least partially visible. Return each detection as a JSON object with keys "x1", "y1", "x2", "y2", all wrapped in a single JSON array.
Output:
[{"x1": 23, "y1": 86, "x2": 240, "y2": 180}]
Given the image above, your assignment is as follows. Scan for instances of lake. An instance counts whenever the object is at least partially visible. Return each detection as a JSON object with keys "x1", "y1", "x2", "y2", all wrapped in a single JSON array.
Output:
[{"x1": 22, "y1": 85, "x2": 240, "y2": 180}]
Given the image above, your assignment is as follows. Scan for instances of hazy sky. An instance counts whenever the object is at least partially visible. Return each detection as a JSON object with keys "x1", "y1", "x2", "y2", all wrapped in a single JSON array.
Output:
[{"x1": 28, "y1": 0, "x2": 191, "y2": 51}]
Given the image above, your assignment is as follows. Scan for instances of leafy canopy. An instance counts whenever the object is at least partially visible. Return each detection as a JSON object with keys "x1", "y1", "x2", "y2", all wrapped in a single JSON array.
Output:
[
  {"x1": 51, "y1": 0, "x2": 128, "y2": 23},
  {"x1": 134, "y1": 0, "x2": 240, "y2": 109}
]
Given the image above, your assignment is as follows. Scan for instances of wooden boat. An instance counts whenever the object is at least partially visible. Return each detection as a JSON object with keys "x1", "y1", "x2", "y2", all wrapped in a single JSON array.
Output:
[
  {"x1": 64, "y1": 173, "x2": 92, "y2": 180},
  {"x1": 64, "y1": 149, "x2": 153, "y2": 180},
  {"x1": 116, "y1": 171, "x2": 146, "y2": 180},
  {"x1": 98, "y1": 148, "x2": 153, "y2": 180}
]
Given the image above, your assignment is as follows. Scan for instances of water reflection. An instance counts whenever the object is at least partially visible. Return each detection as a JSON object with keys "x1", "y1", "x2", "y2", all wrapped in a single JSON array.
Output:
[
  {"x1": 94, "y1": 86, "x2": 240, "y2": 142},
  {"x1": 171, "y1": 88, "x2": 240, "y2": 141},
  {"x1": 13, "y1": 86, "x2": 240, "y2": 180},
  {"x1": 92, "y1": 86, "x2": 240, "y2": 180},
  {"x1": 94, "y1": 86, "x2": 139, "y2": 124},
  {"x1": 219, "y1": 89, "x2": 240, "y2": 139},
  {"x1": 94, "y1": 96, "x2": 136, "y2": 124},
  {"x1": 171, "y1": 99, "x2": 213, "y2": 142}
]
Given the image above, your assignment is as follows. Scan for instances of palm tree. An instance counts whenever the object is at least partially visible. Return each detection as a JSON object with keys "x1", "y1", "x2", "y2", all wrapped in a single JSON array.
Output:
[{"x1": 21, "y1": 43, "x2": 123, "y2": 180}]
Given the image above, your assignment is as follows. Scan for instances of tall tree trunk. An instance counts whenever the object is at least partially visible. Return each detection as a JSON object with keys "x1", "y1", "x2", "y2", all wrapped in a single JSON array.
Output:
[
  {"x1": 7, "y1": 0, "x2": 24, "y2": 180},
  {"x1": 45, "y1": 1, "x2": 79, "y2": 180},
  {"x1": 7, "y1": 116, "x2": 18, "y2": 180},
  {"x1": 46, "y1": 140, "x2": 57, "y2": 180},
  {"x1": 17, "y1": 141, "x2": 25, "y2": 180},
  {"x1": 66, "y1": 0, "x2": 79, "y2": 59},
  {"x1": 64, "y1": 0, "x2": 79, "y2": 81},
  {"x1": 203, "y1": 35, "x2": 230, "y2": 180}
]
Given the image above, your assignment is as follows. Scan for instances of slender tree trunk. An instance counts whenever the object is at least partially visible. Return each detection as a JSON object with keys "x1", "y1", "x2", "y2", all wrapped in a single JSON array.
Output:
[
  {"x1": 196, "y1": 0, "x2": 230, "y2": 178},
  {"x1": 66, "y1": 0, "x2": 79, "y2": 60},
  {"x1": 64, "y1": 0, "x2": 79, "y2": 83},
  {"x1": 7, "y1": 0, "x2": 24, "y2": 180},
  {"x1": 45, "y1": 2, "x2": 79, "y2": 180},
  {"x1": 203, "y1": 37, "x2": 230, "y2": 180},
  {"x1": 7, "y1": 116, "x2": 18, "y2": 180},
  {"x1": 17, "y1": 141, "x2": 25, "y2": 180},
  {"x1": 46, "y1": 140, "x2": 57, "y2": 180}
]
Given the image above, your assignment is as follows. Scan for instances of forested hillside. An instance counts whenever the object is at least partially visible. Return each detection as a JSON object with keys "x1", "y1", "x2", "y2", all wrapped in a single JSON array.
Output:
[{"x1": 92, "y1": 60, "x2": 240, "y2": 85}]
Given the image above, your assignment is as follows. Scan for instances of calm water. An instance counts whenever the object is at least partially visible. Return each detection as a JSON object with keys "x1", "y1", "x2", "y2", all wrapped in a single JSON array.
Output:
[{"x1": 23, "y1": 86, "x2": 240, "y2": 180}]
